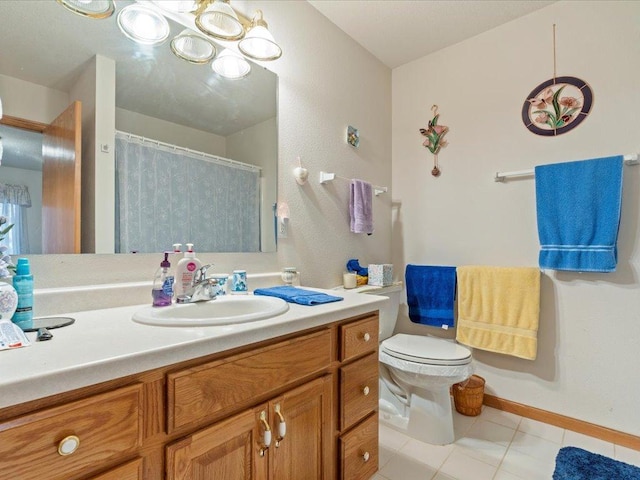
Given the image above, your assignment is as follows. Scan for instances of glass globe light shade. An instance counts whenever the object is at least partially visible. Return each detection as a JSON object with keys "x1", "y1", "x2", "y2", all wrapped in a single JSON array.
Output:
[
  {"x1": 238, "y1": 25, "x2": 282, "y2": 61},
  {"x1": 212, "y1": 49, "x2": 251, "y2": 79},
  {"x1": 196, "y1": 0, "x2": 244, "y2": 41},
  {"x1": 56, "y1": 0, "x2": 115, "y2": 19},
  {"x1": 170, "y1": 30, "x2": 217, "y2": 64},
  {"x1": 117, "y1": 4, "x2": 170, "y2": 45}
]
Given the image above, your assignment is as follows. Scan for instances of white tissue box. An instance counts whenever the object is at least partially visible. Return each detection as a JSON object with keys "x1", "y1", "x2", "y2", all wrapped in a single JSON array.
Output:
[{"x1": 368, "y1": 264, "x2": 393, "y2": 286}]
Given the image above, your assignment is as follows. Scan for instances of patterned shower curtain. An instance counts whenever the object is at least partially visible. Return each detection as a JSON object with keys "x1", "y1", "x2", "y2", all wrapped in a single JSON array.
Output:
[{"x1": 115, "y1": 133, "x2": 261, "y2": 254}]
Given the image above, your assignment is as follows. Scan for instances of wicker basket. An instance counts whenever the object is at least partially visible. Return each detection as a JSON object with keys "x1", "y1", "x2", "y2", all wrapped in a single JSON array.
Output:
[{"x1": 452, "y1": 375, "x2": 485, "y2": 416}]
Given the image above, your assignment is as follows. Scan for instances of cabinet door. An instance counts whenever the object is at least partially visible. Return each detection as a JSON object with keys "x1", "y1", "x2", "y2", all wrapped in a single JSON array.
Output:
[
  {"x1": 166, "y1": 408, "x2": 268, "y2": 480},
  {"x1": 270, "y1": 376, "x2": 333, "y2": 480}
]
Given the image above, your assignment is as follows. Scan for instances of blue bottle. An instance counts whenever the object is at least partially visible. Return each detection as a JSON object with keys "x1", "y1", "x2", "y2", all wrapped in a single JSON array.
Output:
[{"x1": 12, "y1": 258, "x2": 34, "y2": 330}]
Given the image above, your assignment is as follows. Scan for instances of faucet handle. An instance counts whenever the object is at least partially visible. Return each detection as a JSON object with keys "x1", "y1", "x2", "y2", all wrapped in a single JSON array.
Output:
[{"x1": 194, "y1": 264, "x2": 214, "y2": 284}]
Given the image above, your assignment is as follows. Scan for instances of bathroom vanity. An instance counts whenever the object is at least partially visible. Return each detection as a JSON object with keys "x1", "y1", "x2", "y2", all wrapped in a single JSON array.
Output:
[{"x1": 0, "y1": 292, "x2": 384, "y2": 480}]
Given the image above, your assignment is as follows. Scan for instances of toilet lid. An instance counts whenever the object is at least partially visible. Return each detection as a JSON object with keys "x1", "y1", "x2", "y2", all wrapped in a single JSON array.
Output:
[{"x1": 381, "y1": 334, "x2": 472, "y2": 366}]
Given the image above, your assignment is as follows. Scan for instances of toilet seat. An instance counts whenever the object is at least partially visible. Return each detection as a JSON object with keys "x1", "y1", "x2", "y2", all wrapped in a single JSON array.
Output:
[{"x1": 381, "y1": 334, "x2": 472, "y2": 366}]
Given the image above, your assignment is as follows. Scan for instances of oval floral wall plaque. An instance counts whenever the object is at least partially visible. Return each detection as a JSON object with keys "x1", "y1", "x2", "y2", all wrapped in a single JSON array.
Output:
[{"x1": 521, "y1": 76, "x2": 593, "y2": 136}]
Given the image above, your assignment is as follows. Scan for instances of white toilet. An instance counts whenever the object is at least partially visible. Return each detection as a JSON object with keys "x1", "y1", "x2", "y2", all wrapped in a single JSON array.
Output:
[{"x1": 354, "y1": 283, "x2": 474, "y2": 445}]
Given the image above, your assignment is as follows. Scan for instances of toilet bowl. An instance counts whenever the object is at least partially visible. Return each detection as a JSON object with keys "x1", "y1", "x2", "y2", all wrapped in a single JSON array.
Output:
[{"x1": 345, "y1": 282, "x2": 474, "y2": 445}]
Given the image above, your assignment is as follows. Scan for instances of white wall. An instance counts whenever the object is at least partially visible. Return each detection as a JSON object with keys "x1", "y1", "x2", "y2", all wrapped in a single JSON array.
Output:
[
  {"x1": 227, "y1": 117, "x2": 278, "y2": 252},
  {"x1": 0, "y1": 74, "x2": 69, "y2": 123},
  {"x1": 115, "y1": 108, "x2": 227, "y2": 157},
  {"x1": 392, "y1": 0, "x2": 640, "y2": 436}
]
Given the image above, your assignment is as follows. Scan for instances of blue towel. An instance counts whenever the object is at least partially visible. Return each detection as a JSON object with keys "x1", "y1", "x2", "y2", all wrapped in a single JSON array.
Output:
[
  {"x1": 535, "y1": 155, "x2": 624, "y2": 272},
  {"x1": 405, "y1": 265, "x2": 457, "y2": 328},
  {"x1": 253, "y1": 286, "x2": 343, "y2": 306}
]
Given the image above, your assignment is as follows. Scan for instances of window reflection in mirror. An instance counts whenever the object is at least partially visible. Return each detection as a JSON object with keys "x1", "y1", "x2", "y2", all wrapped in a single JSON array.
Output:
[{"x1": 0, "y1": 0, "x2": 278, "y2": 255}]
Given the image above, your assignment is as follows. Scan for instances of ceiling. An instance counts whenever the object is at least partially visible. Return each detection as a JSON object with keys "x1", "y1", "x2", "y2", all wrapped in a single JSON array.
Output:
[{"x1": 307, "y1": 0, "x2": 557, "y2": 69}]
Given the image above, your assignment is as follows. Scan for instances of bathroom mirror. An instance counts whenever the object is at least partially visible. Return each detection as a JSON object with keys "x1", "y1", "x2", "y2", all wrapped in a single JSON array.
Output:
[{"x1": 0, "y1": 0, "x2": 278, "y2": 255}]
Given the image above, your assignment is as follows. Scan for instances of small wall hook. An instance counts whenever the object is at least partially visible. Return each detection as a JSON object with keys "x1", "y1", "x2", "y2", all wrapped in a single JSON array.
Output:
[{"x1": 293, "y1": 156, "x2": 308, "y2": 185}]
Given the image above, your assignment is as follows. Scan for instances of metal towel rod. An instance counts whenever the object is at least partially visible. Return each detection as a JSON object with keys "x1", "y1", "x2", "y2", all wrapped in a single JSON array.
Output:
[{"x1": 494, "y1": 154, "x2": 639, "y2": 182}]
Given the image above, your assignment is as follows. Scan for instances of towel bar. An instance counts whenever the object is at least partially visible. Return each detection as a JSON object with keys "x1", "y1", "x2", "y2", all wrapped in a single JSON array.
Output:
[
  {"x1": 319, "y1": 171, "x2": 388, "y2": 196},
  {"x1": 494, "y1": 153, "x2": 638, "y2": 182}
]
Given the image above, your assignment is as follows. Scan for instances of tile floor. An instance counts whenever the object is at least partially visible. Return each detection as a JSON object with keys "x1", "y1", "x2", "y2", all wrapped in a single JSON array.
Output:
[{"x1": 374, "y1": 406, "x2": 640, "y2": 480}]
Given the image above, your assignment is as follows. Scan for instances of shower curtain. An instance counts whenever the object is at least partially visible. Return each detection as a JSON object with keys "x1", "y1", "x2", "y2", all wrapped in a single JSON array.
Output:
[
  {"x1": 115, "y1": 133, "x2": 261, "y2": 254},
  {"x1": 0, "y1": 183, "x2": 31, "y2": 254}
]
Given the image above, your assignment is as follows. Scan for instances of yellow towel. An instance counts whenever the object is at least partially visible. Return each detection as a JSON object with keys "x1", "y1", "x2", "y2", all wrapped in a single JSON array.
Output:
[{"x1": 456, "y1": 266, "x2": 540, "y2": 360}]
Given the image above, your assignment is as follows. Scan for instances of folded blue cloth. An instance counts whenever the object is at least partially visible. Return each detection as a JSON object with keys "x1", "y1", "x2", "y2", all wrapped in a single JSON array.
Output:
[
  {"x1": 535, "y1": 155, "x2": 624, "y2": 272},
  {"x1": 253, "y1": 286, "x2": 343, "y2": 306},
  {"x1": 405, "y1": 265, "x2": 457, "y2": 328}
]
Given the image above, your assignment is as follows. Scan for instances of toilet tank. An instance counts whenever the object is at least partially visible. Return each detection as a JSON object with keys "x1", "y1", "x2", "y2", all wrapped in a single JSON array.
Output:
[{"x1": 358, "y1": 283, "x2": 402, "y2": 341}]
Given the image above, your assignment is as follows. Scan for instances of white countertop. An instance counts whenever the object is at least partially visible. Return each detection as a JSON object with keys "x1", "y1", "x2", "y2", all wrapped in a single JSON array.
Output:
[{"x1": 0, "y1": 288, "x2": 387, "y2": 409}]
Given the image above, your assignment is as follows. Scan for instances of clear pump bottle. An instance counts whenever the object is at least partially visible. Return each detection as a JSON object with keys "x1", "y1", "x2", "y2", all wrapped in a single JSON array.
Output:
[{"x1": 152, "y1": 252, "x2": 174, "y2": 307}]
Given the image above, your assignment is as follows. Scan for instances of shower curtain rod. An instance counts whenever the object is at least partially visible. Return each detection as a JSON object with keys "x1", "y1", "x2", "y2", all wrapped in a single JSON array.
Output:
[
  {"x1": 115, "y1": 130, "x2": 261, "y2": 173},
  {"x1": 494, "y1": 154, "x2": 638, "y2": 182}
]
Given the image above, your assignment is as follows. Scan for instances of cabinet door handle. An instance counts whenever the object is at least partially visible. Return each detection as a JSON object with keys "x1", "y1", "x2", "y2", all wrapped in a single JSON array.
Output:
[
  {"x1": 58, "y1": 435, "x2": 80, "y2": 456},
  {"x1": 363, "y1": 332, "x2": 371, "y2": 342},
  {"x1": 259, "y1": 410, "x2": 271, "y2": 457},
  {"x1": 274, "y1": 403, "x2": 286, "y2": 447},
  {"x1": 362, "y1": 451, "x2": 370, "y2": 462},
  {"x1": 362, "y1": 385, "x2": 370, "y2": 396}
]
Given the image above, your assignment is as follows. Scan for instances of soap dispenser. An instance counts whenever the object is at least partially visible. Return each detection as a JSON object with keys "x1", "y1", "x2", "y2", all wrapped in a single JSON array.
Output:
[
  {"x1": 152, "y1": 252, "x2": 174, "y2": 307},
  {"x1": 174, "y1": 243, "x2": 202, "y2": 298}
]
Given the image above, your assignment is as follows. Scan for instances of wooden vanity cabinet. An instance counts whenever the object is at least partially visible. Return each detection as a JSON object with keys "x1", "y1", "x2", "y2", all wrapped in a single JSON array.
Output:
[
  {"x1": 0, "y1": 311, "x2": 379, "y2": 480},
  {"x1": 166, "y1": 376, "x2": 332, "y2": 480}
]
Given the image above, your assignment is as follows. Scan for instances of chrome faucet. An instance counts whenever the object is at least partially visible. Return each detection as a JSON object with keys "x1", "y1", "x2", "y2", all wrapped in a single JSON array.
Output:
[{"x1": 176, "y1": 264, "x2": 218, "y2": 304}]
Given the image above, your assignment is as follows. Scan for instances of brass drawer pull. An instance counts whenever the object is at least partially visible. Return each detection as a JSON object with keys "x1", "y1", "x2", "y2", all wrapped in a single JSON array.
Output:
[
  {"x1": 362, "y1": 386, "x2": 370, "y2": 396},
  {"x1": 363, "y1": 332, "x2": 371, "y2": 342},
  {"x1": 259, "y1": 410, "x2": 272, "y2": 457},
  {"x1": 58, "y1": 435, "x2": 80, "y2": 456},
  {"x1": 362, "y1": 451, "x2": 370, "y2": 462},
  {"x1": 274, "y1": 403, "x2": 287, "y2": 447}
]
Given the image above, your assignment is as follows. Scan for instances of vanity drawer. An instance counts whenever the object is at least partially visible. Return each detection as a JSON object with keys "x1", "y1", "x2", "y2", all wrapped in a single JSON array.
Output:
[
  {"x1": 341, "y1": 315, "x2": 378, "y2": 362},
  {"x1": 340, "y1": 352, "x2": 378, "y2": 430},
  {"x1": 87, "y1": 458, "x2": 143, "y2": 480},
  {"x1": 340, "y1": 413, "x2": 379, "y2": 480},
  {"x1": 0, "y1": 384, "x2": 143, "y2": 480},
  {"x1": 168, "y1": 329, "x2": 332, "y2": 432}
]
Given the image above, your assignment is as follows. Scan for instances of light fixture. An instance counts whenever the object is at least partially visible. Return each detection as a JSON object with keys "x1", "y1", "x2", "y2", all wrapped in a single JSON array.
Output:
[
  {"x1": 238, "y1": 10, "x2": 282, "y2": 61},
  {"x1": 212, "y1": 48, "x2": 250, "y2": 79},
  {"x1": 117, "y1": 4, "x2": 170, "y2": 46},
  {"x1": 55, "y1": 0, "x2": 282, "y2": 81},
  {"x1": 56, "y1": 0, "x2": 115, "y2": 19},
  {"x1": 195, "y1": 0, "x2": 244, "y2": 41},
  {"x1": 170, "y1": 29, "x2": 216, "y2": 64},
  {"x1": 151, "y1": 1, "x2": 198, "y2": 13}
]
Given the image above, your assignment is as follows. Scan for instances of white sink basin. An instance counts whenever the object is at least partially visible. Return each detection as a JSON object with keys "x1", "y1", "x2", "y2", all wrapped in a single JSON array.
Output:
[{"x1": 132, "y1": 295, "x2": 289, "y2": 327}]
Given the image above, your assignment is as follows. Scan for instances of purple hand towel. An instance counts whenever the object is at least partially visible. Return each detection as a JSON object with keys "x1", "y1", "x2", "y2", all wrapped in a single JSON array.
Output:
[{"x1": 350, "y1": 179, "x2": 373, "y2": 234}]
